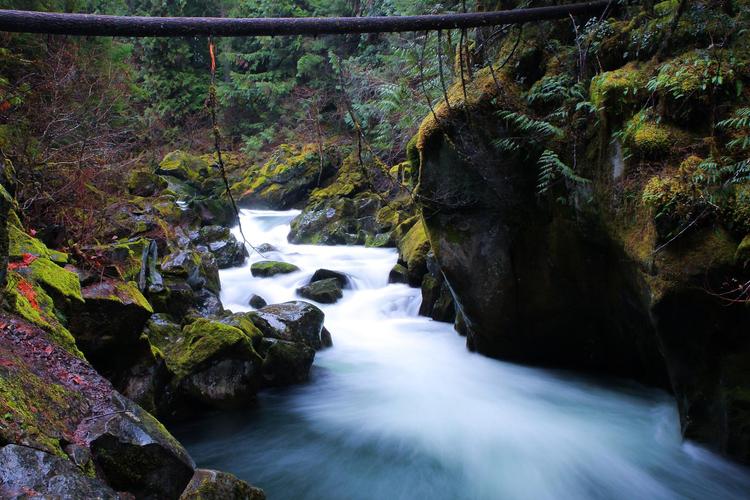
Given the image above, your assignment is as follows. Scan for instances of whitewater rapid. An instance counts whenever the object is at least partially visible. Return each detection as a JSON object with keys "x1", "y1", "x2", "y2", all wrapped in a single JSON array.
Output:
[{"x1": 175, "y1": 209, "x2": 750, "y2": 500}]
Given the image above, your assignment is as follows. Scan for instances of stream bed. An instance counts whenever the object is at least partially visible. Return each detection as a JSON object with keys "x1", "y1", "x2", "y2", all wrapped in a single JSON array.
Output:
[{"x1": 174, "y1": 209, "x2": 750, "y2": 500}]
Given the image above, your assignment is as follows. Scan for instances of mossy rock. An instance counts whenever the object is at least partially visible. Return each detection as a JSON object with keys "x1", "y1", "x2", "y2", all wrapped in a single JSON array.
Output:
[
  {"x1": 8, "y1": 218, "x2": 68, "y2": 264},
  {"x1": 179, "y1": 469, "x2": 265, "y2": 500},
  {"x1": 623, "y1": 112, "x2": 690, "y2": 159},
  {"x1": 260, "y1": 339, "x2": 315, "y2": 388},
  {"x1": 127, "y1": 170, "x2": 168, "y2": 197},
  {"x1": 168, "y1": 319, "x2": 261, "y2": 379},
  {"x1": 158, "y1": 151, "x2": 210, "y2": 183},
  {"x1": 397, "y1": 219, "x2": 431, "y2": 286},
  {"x1": 590, "y1": 61, "x2": 653, "y2": 119},
  {"x1": 250, "y1": 260, "x2": 300, "y2": 277},
  {"x1": 736, "y1": 234, "x2": 750, "y2": 268},
  {"x1": 296, "y1": 278, "x2": 343, "y2": 304},
  {"x1": 24, "y1": 257, "x2": 83, "y2": 305},
  {"x1": 232, "y1": 143, "x2": 338, "y2": 209},
  {"x1": 4, "y1": 271, "x2": 82, "y2": 357}
]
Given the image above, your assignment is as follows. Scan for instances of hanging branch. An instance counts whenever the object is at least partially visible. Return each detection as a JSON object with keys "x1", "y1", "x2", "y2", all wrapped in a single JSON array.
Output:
[
  {"x1": 207, "y1": 38, "x2": 265, "y2": 259},
  {"x1": 436, "y1": 29, "x2": 452, "y2": 112},
  {"x1": 0, "y1": 2, "x2": 612, "y2": 37},
  {"x1": 419, "y1": 31, "x2": 442, "y2": 129}
]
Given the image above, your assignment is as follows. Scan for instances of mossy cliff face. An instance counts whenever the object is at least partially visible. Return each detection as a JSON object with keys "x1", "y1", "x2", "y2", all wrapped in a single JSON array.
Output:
[{"x1": 415, "y1": 1, "x2": 750, "y2": 461}]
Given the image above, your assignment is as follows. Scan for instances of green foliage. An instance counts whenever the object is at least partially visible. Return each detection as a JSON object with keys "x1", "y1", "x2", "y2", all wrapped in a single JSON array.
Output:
[{"x1": 537, "y1": 149, "x2": 590, "y2": 195}]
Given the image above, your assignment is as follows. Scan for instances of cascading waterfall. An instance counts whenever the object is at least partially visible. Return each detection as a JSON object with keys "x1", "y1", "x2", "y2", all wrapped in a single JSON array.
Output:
[{"x1": 175, "y1": 209, "x2": 750, "y2": 500}]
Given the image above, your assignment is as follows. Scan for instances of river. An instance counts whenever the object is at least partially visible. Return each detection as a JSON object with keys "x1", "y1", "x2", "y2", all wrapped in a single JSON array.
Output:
[{"x1": 174, "y1": 209, "x2": 750, "y2": 500}]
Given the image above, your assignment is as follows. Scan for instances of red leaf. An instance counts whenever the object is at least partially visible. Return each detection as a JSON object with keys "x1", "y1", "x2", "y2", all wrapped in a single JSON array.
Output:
[{"x1": 28, "y1": 229, "x2": 37, "y2": 236}]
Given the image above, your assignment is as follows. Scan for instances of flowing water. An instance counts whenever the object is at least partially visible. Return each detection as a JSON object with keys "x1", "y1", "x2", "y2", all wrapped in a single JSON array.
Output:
[{"x1": 175, "y1": 209, "x2": 750, "y2": 500}]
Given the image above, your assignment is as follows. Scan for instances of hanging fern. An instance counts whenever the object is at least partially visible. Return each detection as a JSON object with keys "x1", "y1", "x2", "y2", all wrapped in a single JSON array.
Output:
[
  {"x1": 536, "y1": 149, "x2": 591, "y2": 194},
  {"x1": 497, "y1": 110, "x2": 563, "y2": 140}
]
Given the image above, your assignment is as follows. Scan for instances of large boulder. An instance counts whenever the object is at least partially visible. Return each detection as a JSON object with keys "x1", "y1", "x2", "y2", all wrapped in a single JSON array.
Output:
[
  {"x1": 69, "y1": 278, "x2": 154, "y2": 377},
  {"x1": 0, "y1": 444, "x2": 118, "y2": 499},
  {"x1": 296, "y1": 278, "x2": 343, "y2": 304},
  {"x1": 146, "y1": 317, "x2": 263, "y2": 410},
  {"x1": 250, "y1": 301, "x2": 329, "y2": 350},
  {"x1": 232, "y1": 143, "x2": 339, "y2": 209},
  {"x1": 0, "y1": 313, "x2": 196, "y2": 498}
]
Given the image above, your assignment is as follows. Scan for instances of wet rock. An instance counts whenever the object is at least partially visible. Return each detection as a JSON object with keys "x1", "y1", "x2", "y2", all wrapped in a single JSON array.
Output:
[
  {"x1": 180, "y1": 469, "x2": 265, "y2": 500},
  {"x1": 321, "y1": 327, "x2": 333, "y2": 348},
  {"x1": 69, "y1": 278, "x2": 154, "y2": 377},
  {"x1": 250, "y1": 260, "x2": 300, "y2": 277},
  {"x1": 232, "y1": 143, "x2": 338, "y2": 209},
  {"x1": 152, "y1": 318, "x2": 263, "y2": 409},
  {"x1": 85, "y1": 393, "x2": 196, "y2": 499},
  {"x1": 0, "y1": 444, "x2": 118, "y2": 499},
  {"x1": 161, "y1": 248, "x2": 220, "y2": 294},
  {"x1": 397, "y1": 220, "x2": 431, "y2": 287},
  {"x1": 419, "y1": 274, "x2": 456, "y2": 324},
  {"x1": 191, "y1": 226, "x2": 247, "y2": 269},
  {"x1": 310, "y1": 268, "x2": 350, "y2": 288},
  {"x1": 249, "y1": 294, "x2": 268, "y2": 309},
  {"x1": 287, "y1": 195, "x2": 384, "y2": 246},
  {"x1": 260, "y1": 338, "x2": 315, "y2": 387},
  {"x1": 388, "y1": 263, "x2": 409, "y2": 284},
  {"x1": 256, "y1": 243, "x2": 277, "y2": 254},
  {"x1": 296, "y1": 278, "x2": 343, "y2": 304},
  {"x1": 192, "y1": 288, "x2": 224, "y2": 317},
  {"x1": 128, "y1": 170, "x2": 168, "y2": 197},
  {"x1": 251, "y1": 301, "x2": 327, "y2": 350}
]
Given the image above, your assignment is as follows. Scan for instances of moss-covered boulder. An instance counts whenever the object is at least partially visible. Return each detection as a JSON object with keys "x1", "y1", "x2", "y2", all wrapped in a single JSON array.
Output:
[
  {"x1": 232, "y1": 143, "x2": 339, "y2": 209},
  {"x1": 158, "y1": 151, "x2": 211, "y2": 183},
  {"x1": 288, "y1": 194, "x2": 387, "y2": 246},
  {"x1": 296, "y1": 278, "x2": 343, "y2": 304},
  {"x1": 250, "y1": 260, "x2": 300, "y2": 277},
  {"x1": 69, "y1": 279, "x2": 154, "y2": 377},
  {"x1": 154, "y1": 318, "x2": 263, "y2": 410},
  {"x1": 310, "y1": 268, "x2": 351, "y2": 289},
  {"x1": 387, "y1": 263, "x2": 409, "y2": 284},
  {"x1": 180, "y1": 469, "x2": 266, "y2": 500},
  {"x1": 397, "y1": 219, "x2": 431, "y2": 287},
  {"x1": 250, "y1": 301, "x2": 329, "y2": 350},
  {"x1": 0, "y1": 313, "x2": 196, "y2": 498}
]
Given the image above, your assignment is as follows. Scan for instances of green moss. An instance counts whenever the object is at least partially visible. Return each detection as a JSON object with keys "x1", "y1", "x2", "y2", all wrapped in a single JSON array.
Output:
[
  {"x1": 26, "y1": 257, "x2": 83, "y2": 304},
  {"x1": 158, "y1": 150, "x2": 210, "y2": 182},
  {"x1": 417, "y1": 66, "x2": 522, "y2": 151},
  {"x1": 736, "y1": 234, "x2": 750, "y2": 267},
  {"x1": 250, "y1": 260, "x2": 300, "y2": 277},
  {"x1": 4, "y1": 272, "x2": 83, "y2": 357},
  {"x1": 590, "y1": 61, "x2": 652, "y2": 116},
  {"x1": 651, "y1": 49, "x2": 739, "y2": 103},
  {"x1": 310, "y1": 153, "x2": 365, "y2": 202},
  {"x1": 623, "y1": 111, "x2": 690, "y2": 159},
  {"x1": 399, "y1": 219, "x2": 430, "y2": 266},
  {"x1": 169, "y1": 319, "x2": 260, "y2": 378},
  {"x1": 0, "y1": 363, "x2": 84, "y2": 457}
]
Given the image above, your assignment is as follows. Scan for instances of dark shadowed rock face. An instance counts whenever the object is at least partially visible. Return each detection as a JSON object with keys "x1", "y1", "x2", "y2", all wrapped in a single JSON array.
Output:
[
  {"x1": 260, "y1": 338, "x2": 316, "y2": 386},
  {"x1": 0, "y1": 444, "x2": 119, "y2": 499},
  {"x1": 250, "y1": 301, "x2": 327, "y2": 350},
  {"x1": 180, "y1": 469, "x2": 266, "y2": 500},
  {"x1": 418, "y1": 115, "x2": 669, "y2": 389}
]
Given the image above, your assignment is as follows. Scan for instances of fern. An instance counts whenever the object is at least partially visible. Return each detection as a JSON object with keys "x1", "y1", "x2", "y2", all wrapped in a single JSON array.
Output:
[
  {"x1": 497, "y1": 110, "x2": 563, "y2": 140},
  {"x1": 536, "y1": 149, "x2": 590, "y2": 194}
]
